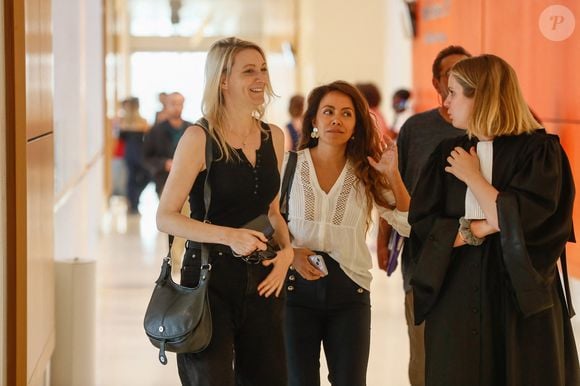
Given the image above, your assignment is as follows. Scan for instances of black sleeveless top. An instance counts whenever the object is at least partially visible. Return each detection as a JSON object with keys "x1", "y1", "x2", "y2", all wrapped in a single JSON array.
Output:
[{"x1": 189, "y1": 121, "x2": 280, "y2": 228}]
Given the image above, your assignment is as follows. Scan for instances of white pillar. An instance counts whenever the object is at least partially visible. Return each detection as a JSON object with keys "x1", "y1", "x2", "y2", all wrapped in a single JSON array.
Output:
[{"x1": 51, "y1": 259, "x2": 96, "y2": 386}]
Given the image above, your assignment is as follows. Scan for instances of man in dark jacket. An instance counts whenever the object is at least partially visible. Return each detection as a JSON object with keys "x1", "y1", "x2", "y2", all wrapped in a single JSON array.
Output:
[
  {"x1": 143, "y1": 92, "x2": 192, "y2": 197},
  {"x1": 144, "y1": 91, "x2": 192, "y2": 277},
  {"x1": 397, "y1": 45, "x2": 471, "y2": 386}
]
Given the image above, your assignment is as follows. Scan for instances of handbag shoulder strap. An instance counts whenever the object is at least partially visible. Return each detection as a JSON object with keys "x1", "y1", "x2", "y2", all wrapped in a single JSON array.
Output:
[
  {"x1": 166, "y1": 118, "x2": 214, "y2": 272},
  {"x1": 195, "y1": 117, "x2": 213, "y2": 271},
  {"x1": 279, "y1": 151, "x2": 297, "y2": 222},
  {"x1": 194, "y1": 117, "x2": 213, "y2": 223}
]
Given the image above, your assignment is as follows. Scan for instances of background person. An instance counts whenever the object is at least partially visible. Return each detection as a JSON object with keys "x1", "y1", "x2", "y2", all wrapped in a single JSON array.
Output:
[
  {"x1": 118, "y1": 96, "x2": 150, "y2": 214},
  {"x1": 111, "y1": 99, "x2": 129, "y2": 197},
  {"x1": 356, "y1": 82, "x2": 399, "y2": 273},
  {"x1": 154, "y1": 91, "x2": 169, "y2": 125},
  {"x1": 144, "y1": 92, "x2": 191, "y2": 197},
  {"x1": 396, "y1": 44, "x2": 471, "y2": 386},
  {"x1": 144, "y1": 91, "x2": 192, "y2": 275},
  {"x1": 284, "y1": 94, "x2": 304, "y2": 151},
  {"x1": 391, "y1": 88, "x2": 413, "y2": 136},
  {"x1": 355, "y1": 82, "x2": 395, "y2": 140}
]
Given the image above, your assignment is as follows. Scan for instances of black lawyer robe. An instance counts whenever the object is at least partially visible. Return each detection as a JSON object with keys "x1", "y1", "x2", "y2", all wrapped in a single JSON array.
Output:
[{"x1": 408, "y1": 130, "x2": 580, "y2": 386}]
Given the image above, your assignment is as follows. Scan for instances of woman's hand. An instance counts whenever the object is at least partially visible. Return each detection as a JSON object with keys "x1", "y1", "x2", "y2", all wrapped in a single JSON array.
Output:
[
  {"x1": 291, "y1": 248, "x2": 325, "y2": 281},
  {"x1": 368, "y1": 138, "x2": 411, "y2": 211},
  {"x1": 444, "y1": 146, "x2": 481, "y2": 184},
  {"x1": 227, "y1": 228, "x2": 268, "y2": 257},
  {"x1": 258, "y1": 247, "x2": 294, "y2": 298},
  {"x1": 367, "y1": 137, "x2": 399, "y2": 180}
]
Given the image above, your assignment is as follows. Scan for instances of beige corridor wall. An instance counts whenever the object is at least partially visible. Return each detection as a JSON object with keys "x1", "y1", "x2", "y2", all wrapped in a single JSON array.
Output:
[
  {"x1": 298, "y1": 0, "x2": 387, "y2": 89},
  {"x1": 1, "y1": 1, "x2": 7, "y2": 385},
  {"x1": 296, "y1": 0, "x2": 412, "y2": 122},
  {"x1": 52, "y1": 0, "x2": 105, "y2": 264}
]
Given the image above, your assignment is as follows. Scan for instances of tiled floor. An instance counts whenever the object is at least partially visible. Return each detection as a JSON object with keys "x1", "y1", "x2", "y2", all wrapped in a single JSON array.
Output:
[{"x1": 95, "y1": 185, "x2": 580, "y2": 386}]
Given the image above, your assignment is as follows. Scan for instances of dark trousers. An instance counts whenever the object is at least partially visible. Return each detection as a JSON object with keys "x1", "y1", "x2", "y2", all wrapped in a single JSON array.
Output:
[
  {"x1": 123, "y1": 136, "x2": 149, "y2": 211},
  {"x1": 125, "y1": 159, "x2": 149, "y2": 211},
  {"x1": 284, "y1": 253, "x2": 371, "y2": 386},
  {"x1": 177, "y1": 246, "x2": 287, "y2": 386}
]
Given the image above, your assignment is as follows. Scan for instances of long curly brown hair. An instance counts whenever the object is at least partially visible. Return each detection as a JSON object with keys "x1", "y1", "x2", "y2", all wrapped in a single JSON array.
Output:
[{"x1": 298, "y1": 81, "x2": 393, "y2": 222}]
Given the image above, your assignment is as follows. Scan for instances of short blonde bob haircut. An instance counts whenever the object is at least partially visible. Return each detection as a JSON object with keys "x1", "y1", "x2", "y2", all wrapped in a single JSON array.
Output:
[
  {"x1": 449, "y1": 54, "x2": 540, "y2": 138},
  {"x1": 201, "y1": 37, "x2": 275, "y2": 161}
]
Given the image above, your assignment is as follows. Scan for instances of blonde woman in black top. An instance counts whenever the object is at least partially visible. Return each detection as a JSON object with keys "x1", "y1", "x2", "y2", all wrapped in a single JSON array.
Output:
[{"x1": 156, "y1": 37, "x2": 293, "y2": 386}]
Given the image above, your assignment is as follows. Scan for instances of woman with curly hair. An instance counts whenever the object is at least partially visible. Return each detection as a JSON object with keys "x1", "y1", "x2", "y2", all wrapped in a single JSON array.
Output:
[{"x1": 283, "y1": 80, "x2": 410, "y2": 386}]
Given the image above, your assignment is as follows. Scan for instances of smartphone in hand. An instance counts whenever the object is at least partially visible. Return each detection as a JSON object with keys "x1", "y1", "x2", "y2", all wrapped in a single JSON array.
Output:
[{"x1": 308, "y1": 254, "x2": 328, "y2": 276}]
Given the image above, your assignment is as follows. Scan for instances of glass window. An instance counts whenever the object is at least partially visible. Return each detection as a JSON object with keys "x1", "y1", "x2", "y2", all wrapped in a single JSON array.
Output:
[{"x1": 130, "y1": 51, "x2": 207, "y2": 124}]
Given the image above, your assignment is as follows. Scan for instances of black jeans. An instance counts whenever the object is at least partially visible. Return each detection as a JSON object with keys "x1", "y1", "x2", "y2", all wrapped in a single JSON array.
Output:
[
  {"x1": 284, "y1": 252, "x2": 371, "y2": 386},
  {"x1": 177, "y1": 246, "x2": 287, "y2": 386}
]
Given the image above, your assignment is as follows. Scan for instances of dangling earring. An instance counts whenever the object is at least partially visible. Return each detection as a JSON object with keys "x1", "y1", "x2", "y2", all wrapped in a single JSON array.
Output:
[
  {"x1": 311, "y1": 127, "x2": 319, "y2": 139},
  {"x1": 350, "y1": 135, "x2": 355, "y2": 141}
]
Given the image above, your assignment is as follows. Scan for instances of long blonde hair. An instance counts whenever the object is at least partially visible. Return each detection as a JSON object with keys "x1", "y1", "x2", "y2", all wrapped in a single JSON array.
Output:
[
  {"x1": 201, "y1": 37, "x2": 275, "y2": 161},
  {"x1": 450, "y1": 54, "x2": 540, "y2": 138}
]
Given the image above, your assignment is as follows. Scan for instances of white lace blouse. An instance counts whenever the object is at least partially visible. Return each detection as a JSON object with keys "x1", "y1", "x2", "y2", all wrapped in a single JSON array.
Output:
[{"x1": 284, "y1": 149, "x2": 410, "y2": 290}]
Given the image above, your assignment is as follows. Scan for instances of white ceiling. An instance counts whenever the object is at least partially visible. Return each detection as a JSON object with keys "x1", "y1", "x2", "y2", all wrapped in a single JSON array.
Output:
[{"x1": 127, "y1": 0, "x2": 295, "y2": 40}]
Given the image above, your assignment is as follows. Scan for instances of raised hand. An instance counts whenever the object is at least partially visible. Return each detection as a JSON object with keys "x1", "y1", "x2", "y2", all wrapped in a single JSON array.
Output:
[{"x1": 367, "y1": 137, "x2": 399, "y2": 180}]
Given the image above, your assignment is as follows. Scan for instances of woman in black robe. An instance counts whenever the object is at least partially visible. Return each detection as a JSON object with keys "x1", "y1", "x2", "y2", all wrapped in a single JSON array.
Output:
[{"x1": 408, "y1": 54, "x2": 580, "y2": 386}]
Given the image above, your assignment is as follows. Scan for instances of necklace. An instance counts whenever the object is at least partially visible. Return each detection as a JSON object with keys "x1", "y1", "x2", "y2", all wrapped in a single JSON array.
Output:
[{"x1": 231, "y1": 126, "x2": 255, "y2": 148}]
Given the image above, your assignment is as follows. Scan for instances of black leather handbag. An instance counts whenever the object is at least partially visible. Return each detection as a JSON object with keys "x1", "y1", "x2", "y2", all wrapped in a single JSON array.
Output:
[
  {"x1": 143, "y1": 236, "x2": 212, "y2": 365},
  {"x1": 143, "y1": 118, "x2": 214, "y2": 365}
]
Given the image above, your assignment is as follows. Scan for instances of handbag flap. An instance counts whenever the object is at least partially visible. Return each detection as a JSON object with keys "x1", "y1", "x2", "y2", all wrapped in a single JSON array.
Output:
[{"x1": 144, "y1": 261, "x2": 210, "y2": 340}]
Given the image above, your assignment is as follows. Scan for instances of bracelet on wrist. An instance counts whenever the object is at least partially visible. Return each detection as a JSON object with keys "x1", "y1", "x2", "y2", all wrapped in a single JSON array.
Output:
[{"x1": 458, "y1": 217, "x2": 485, "y2": 246}]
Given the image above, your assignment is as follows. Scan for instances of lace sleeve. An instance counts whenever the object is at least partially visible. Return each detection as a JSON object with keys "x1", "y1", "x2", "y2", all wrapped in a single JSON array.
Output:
[
  {"x1": 376, "y1": 189, "x2": 411, "y2": 236},
  {"x1": 378, "y1": 206, "x2": 410, "y2": 237}
]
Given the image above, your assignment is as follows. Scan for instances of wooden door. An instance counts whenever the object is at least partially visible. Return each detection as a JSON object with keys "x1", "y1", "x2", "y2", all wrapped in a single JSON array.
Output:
[{"x1": 4, "y1": 0, "x2": 55, "y2": 385}]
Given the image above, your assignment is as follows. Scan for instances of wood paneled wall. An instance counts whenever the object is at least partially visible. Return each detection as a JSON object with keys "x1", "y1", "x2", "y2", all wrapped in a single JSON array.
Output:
[
  {"x1": 413, "y1": 0, "x2": 580, "y2": 274},
  {"x1": 4, "y1": 0, "x2": 55, "y2": 384},
  {"x1": 1, "y1": 1, "x2": 7, "y2": 385}
]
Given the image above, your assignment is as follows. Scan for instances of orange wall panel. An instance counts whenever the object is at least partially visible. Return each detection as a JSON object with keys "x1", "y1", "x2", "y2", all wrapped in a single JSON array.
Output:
[
  {"x1": 555, "y1": 122, "x2": 580, "y2": 277},
  {"x1": 413, "y1": 0, "x2": 483, "y2": 112},
  {"x1": 482, "y1": 0, "x2": 580, "y2": 122}
]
